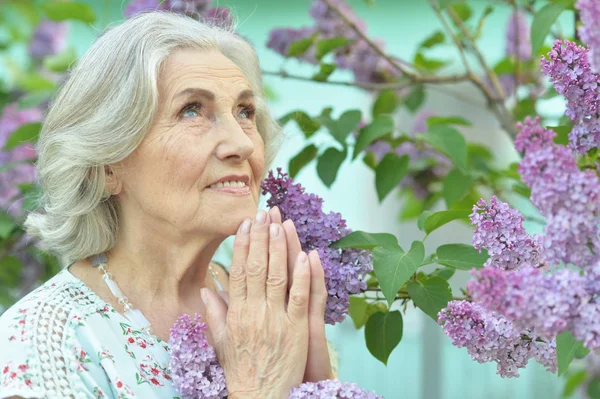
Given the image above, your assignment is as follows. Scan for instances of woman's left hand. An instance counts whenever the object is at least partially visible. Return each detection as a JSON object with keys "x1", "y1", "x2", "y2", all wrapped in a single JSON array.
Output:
[{"x1": 268, "y1": 207, "x2": 334, "y2": 382}]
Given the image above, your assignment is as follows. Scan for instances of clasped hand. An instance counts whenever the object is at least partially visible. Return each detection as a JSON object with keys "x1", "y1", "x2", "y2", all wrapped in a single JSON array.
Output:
[{"x1": 201, "y1": 207, "x2": 334, "y2": 399}]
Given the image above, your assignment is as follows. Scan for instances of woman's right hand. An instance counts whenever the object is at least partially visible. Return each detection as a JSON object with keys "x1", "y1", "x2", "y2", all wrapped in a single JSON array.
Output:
[{"x1": 201, "y1": 209, "x2": 311, "y2": 399}]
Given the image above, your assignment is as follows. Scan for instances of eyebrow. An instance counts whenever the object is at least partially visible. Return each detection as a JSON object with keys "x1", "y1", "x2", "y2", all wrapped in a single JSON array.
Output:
[{"x1": 173, "y1": 88, "x2": 254, "y2": 102}]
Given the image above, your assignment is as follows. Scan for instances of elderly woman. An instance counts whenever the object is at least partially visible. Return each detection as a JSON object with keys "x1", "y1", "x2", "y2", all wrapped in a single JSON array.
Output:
[{"x1": 0, "y1": 11, "x2": 343, "y2": 399}]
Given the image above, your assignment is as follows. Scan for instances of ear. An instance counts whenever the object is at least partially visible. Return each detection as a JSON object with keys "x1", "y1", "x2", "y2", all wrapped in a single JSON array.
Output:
[{"x1": 104, "y1": 165, "x2": 123, "y2": 197}]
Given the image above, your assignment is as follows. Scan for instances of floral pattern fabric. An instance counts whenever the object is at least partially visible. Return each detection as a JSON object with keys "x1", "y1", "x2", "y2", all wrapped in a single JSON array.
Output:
[{"x1": 0, "y1": 267, "x2": 184, "y2": 399}]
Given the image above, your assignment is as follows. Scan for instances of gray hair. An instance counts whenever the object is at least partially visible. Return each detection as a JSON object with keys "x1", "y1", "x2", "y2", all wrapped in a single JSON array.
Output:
[{"x1": 23, "y1": 11, "x2": 282, "y2": 266}]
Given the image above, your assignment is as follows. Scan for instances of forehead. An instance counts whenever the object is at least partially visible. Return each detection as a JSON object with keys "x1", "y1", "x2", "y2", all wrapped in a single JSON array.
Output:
[{"x1": 159, "y1": 49, "x2": 252, "y2": 98}]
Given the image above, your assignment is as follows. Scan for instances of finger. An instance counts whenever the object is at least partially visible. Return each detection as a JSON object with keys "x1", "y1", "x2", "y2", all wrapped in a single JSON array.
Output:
[
  {"x1": 201, "y1": 288, "x2": 228, "y2": 357},
  {"x1": 268, "y1": 206, "x2": 282, "y2": 225},
  {"x1": 229, "y1": 218, "x2": 251, "y2": 304},
  {"x1": 266, "y1": 223, "x2": 288, "y2": 306},
  {"x1": 287, "y1": 251, "x2": 311, "y2": 323},
  {"x1": 218, "y1": 290, "x2": 230, "y2": 306},
  {"x1": 246, "y1": 210, "x2": 271, "y2": 302},
  {"x1": 282, "y1": 219, "x2": 302, "y2": 291},
  {"x1": 307, "y1": 250, "x2": 328, "y2": 320}
]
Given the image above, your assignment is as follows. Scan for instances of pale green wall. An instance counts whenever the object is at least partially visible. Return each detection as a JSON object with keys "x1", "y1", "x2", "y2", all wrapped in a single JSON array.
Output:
[{"x1": 63, "y1": 1, "x2": 577, "y2": 398}]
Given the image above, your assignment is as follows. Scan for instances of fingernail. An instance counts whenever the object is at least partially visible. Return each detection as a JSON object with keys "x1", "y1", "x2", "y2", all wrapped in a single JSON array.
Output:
[
  {"x1": 255, "y1": 210, "x2": 267, "y2": 225},
  {"x1": 238, "y1": 218, "x2": 251, "y2": 234},
  {"x1": 270, "y1": 223, "x2": 280, "y2": 238},
  {"x1": 200, "y1": 288, "x2": 208, "y2": 306},
  {"x1": 297, "y1": 251, "x2": 307, "y2": 264}
]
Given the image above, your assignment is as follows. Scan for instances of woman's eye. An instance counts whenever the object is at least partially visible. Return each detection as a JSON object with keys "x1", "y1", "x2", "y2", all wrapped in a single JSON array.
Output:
[
  {"x1": 181, "y1": 103, "x2": 202, "y2": 118},
  {"x1": 238, "y1": 106, "x2": 255, "y2": 120}
]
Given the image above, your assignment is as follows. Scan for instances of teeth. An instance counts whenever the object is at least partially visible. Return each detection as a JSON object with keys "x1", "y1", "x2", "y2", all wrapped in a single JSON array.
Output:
[{"x1": 209, "y1": 180, "x2": 247, "y2": 189}]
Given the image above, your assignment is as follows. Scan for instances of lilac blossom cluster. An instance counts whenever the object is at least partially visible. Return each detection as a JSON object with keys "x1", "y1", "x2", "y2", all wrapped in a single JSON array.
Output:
[
  {"x1": 267, "y1": 0, "x2": 400, "y2": 84},
  {"x1": 168, "y1": 313, "x2": 228, "y2": 399},
  {"x1": 289, "y1": 379, "x2": 382, "y2": 398},
  {"x1": 125, "y1": 0, "x2": 232, "y2": 26},
  {"x1": 516, "y1": 117, "x2": 600, "y2": 268},
  {"x1": 506, "y1": 11, "x2": 531, "y2": 62},
  {"x1": 467, "y1": 267, "x2": 589, "y2": 340},
  {"x1": 362, "y1": 110, "x2": 452, "y2": 199},
  {"x1": 28, "y1": 19, "x2": 69, "y2": 60},
  {"x1": 438, "y1": 301, "x2": 556, "y2": 377},
  {"x1": 261, "y1": 169, "x2": 372, "y2": 325},
  {"x1": 470, "y1": 196, "x2": 544, "y2": 270},
  {"x1": 540, "y1": 40, "x2": 600, "y2": 153},
  {"x1": 577, "y1": 0, "x2": 600, "y2": 73}
]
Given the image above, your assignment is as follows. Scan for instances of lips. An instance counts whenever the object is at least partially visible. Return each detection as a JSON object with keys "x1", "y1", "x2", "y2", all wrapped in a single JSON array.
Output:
[{"x1": 207, "y1": 174, "x2": 250, "y2": 189}]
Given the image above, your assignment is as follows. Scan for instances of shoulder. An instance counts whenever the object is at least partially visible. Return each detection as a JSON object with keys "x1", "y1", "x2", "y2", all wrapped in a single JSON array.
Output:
[{"x1": 0, "y1": 270, "x2": 106, "y2": 398}]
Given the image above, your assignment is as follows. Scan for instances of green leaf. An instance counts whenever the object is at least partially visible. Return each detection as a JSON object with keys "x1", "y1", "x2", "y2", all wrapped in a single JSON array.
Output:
[
  {"x1": 531, "y1": 0, "x2": 573, "y2": 57},
  {"x1": 373, "y1": 241, "x2": 425, "y2": 307},
  {"x1": 0, "y1": 211, "x2": 16, "y2": 239},
  {"x1": 353, "y1": 115, "x2": 394, "y2": 159},
  {"x1": 18, "y1": 90, "x2": 54, "y2": 110},
  {"x1": 349, "y1": 297, "x2": 387, "y2": 329},
  {"x1": 493, "y1": 57, "x2": 516, "y2": 75},
  {"x1": 430, "y1": 267, "x2": 455, "y2": 281},
  {"x1": 287, "y1": 34, "x2": 316, "y2": 57},
  {"x1": 417, "y1": 210, "x2": 434, "y2": 232},
  {"x1": 588, "y1": 378, "x2": 600, "y2": 399},
  {"x1": 278, "y1": 110, "x2": 320, "y2": 138},
  {"x1": 418, "y1": 125, "x2": 468, "y2": 170},
  {"x1": 375, "y1": 154, "x2": 409, "y2": 202},
  {"x1": 363, "y1": 151, "x2": 378, "y2": 170},
  {"x1": 316, "y1": 37, "x2": 351, "y2": 60},
  {"x1": 43, "y1": 47, "x2": 77, "y2": 73},
  {"x1": 3, "y1": 122, "x2": 41, "y2": 151},
  {"x1": 42, "y1": 2, "x2": 96, "y2": 23},
  {"x1": 332, "y1": 230, "x2": 399, "y2": 250},
  {"x1": 407, "y1": 277, "x2": 452, "y2": 321},
  {"x1": 365, "y1": 310, "x2": 403, "y2": 365},
  {"x1": 424, "y1": 209, "x2": 471, "y2": 235},
  {"x1": 414, "y1": 53, "x2": 448, "y2": 72},
  {"x1": 312, "y1": 63, "x2": 336, "y2": 82},
  {"x1": 450, "y1": 3, "x2": 472, "y2": 21},
  {"x1": 372, "y1": 90, "x2": 399, "y2": 118},
  {"x1": 17, "y1": 74, "x2": 55, "y2": 92},
  {"x1": 426, "y1": 116, "x2": 472, "y2": 128},
  {"x1": 0, "y1": 256, "x2": 23, "y2": 286},
  {"x1": 317, "y1": 147, "x2": 346, "y2": 187},
  {"x1": 289, "y1": 145, "x2": 318, "y2": 178},
  {"x1": 549, "y1": 125, "x2": 571, "y2": 146},
  {"x1": 330, "y1": 109, "x2": 362, "y2": 145},
  {"x1": 438, "y1": 0, "x2": 464, "y2": 8},
  {"x1": 436, "y1": 244, "x2": 488, "y2": 270},
  {"x1": 562, "y1": 370, "x2": 588, "y2": 398},
  {"x1": 419, "y1": 31, "x2": 445, "y2": 49},
  {"x1": 557, "y1": 330, "x2": 586, "y2": 376},
  {"x1": 404, "y1": 85, "x2": 425, "y2": 112},
  {"x1": 443, "y1": 168, "x2": 472, "y2": 207}
]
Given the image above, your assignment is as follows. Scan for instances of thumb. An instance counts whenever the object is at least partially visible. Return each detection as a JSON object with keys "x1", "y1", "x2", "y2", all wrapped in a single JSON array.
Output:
[{"x1": 201, "y1": 288, "x2": 227, "y2": 352}]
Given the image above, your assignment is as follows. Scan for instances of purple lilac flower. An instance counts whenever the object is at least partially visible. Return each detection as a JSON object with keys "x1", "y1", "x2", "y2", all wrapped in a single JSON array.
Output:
[
  {"x1": 573, "y1": 302, "x2": 600, "y2": 351},
  {"x1": 168, "y1": 313, "x2": 227, "y2": 399},
  {"x1": 125, "y1": 0, "x2": 213, "y2": 19},
  {"x1": 309, "y1": 0, "x2": 366, "y2": 40},
  {"x1": 468, "y1": 267, "x2": 589, "y2": 340},
  {"x1": 29, "y1": 19, "x2": 69, "y2": 59},
  {"x1": 470, "y1": 196, "x2": 544, "y2": 271},
  {"x1": 532, "y1": 339, "x2": 558, "y2": 374},
  {"x1": 438, "y1": 301, "x2": 552, "y2": 377},
  {"x1": 124, "y1": 0, "x2": 165, "y2": 17},
  {"x1": 516, "y1": 118, "x2": 600, "y2": 267},
  {"x1": 289, "y1": 379, "x2": 382, "y2": 398},
  {"x1": 506, "y1": 11, "x2": 531, "y2": 61},
  {"x1": 577, "y1": 0, "x2": 600, "y2": 73},
  {"x1": 261, "y1": 169, "x2": 372, "y2": 324},
  {"x1": 0, "y1": 104, "x2": 42, "y2": 217},
  {"x1": 266, "y1": 27, "x2": 318, "y2": 64},
  {"x1": 203, "y1": 7, "x2": 233, "y2": 28},
  {"x1": 540, "y1": 40, "x2": 600, "y2": 153}
]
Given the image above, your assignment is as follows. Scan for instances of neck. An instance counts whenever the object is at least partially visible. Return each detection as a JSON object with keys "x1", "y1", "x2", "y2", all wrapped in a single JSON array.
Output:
[{"x1": 104, "y1": 209, "x2": 226, "y2": 312}]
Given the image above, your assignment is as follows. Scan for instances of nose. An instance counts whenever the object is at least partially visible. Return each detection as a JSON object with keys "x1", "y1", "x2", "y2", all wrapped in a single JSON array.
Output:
[{"x1": 214, "y1": 113, "x2": 254, "y2": 162}]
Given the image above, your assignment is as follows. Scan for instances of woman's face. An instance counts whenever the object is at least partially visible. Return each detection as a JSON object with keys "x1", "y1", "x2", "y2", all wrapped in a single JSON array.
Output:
[{"x1": 115, "y1": 49, "x2": 265, "y2": 238}]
